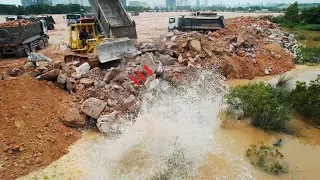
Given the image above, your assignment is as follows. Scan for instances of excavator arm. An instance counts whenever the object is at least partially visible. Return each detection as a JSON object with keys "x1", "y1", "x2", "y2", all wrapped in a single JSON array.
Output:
[{"x1": 88, "y1": 0, "x2": 137, "y2": 39}]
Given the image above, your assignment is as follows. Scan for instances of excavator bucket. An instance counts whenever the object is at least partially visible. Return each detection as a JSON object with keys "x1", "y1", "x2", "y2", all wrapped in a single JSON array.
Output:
[{"x1": 96, "y1": 37, "x2": 138, "y2": 63}]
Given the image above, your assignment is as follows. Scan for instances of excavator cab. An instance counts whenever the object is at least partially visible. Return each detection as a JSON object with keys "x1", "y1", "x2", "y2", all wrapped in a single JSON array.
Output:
[{"x1": 69, "y1": 23, "x2": 108, "y2": 54}]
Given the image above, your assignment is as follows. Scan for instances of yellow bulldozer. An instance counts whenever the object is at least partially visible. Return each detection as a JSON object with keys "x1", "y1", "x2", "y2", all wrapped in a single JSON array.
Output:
[
  {"x1": 69, "y1": 23, "x2": 107, "y2": 54},
  {"x1": 67, "y1": 22, "x2": 137, "y2": 64}
]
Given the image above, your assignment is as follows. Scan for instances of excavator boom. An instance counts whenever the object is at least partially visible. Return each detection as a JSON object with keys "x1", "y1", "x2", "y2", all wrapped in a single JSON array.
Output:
[{"x1": 88, "y1": 0, "x2": 137, "y2": 39}]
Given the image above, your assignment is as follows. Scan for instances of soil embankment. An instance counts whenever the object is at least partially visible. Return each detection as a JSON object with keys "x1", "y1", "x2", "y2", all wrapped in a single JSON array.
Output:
[{"x1": 0, "y1": 76, "x2": 81, "y2": 179}]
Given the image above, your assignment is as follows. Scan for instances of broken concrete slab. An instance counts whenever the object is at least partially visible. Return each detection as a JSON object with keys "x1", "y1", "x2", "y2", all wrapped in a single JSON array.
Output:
[
  {"x1": 104, "y1": 68, "x2": 121, "y2": 83},
  {"x1": 189, "y1": 40, "x2": 202, "y2": 52},
  {"x1": 96, "y1": 111, "x2": 124, "y2": 135},
  {"x1": 121, "y1": 94, "x2": 136, "y2": 110},
  {"x1": 28, "y1": 52, "x2": 52, "y2": 63},
  {"x1": 80, "y1": 78, "x2": 94, "y2": 88},
  {"x1": 81, "y1": 97, "x2": 107, "y2": 119},
  {"x1": 37, "y1": 69, "x2": 60, "y2": 81}
]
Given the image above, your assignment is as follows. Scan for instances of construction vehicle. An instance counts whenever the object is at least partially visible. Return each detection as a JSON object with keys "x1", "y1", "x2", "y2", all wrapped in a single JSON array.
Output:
[
  {"x1": 5, "y1": 16, "x2": 17, "y2": 21},
  {"x1": 190, "y1": 11, "x2": 218, "y2": 17},
  {"x1": 69, "y1": 23, "x2": 106, "y2": 54},
  {"x1": 131, "y1": 11, "x2": 140, "y2": 16},
  {"x1": 0, "y1": 20, "x2": 49, "y2": 58},
  {"x1": 36, "y1": 16, "x2": 55, "y2": 30},
  {"x1": 67, "y1": 13, "x2": 84, "y2": 26},
  {"x1": 168, "y1": 15, "x2": 226, "y2": 32},
  {"x1": 67, "y1": 0, "x2": 138, "y2": 63}
]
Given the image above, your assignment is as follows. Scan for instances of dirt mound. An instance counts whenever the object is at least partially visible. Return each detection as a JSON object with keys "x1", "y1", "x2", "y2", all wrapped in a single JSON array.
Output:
[
  {"x1": 0, "y1": 76, "x2": 81, "y2": 180},
  {"x1": 170, "y1": 16, "x2": 296, "y2": 79},
  {"x1": 0, "y1": 20, "x2": 35, "y2": 27}
]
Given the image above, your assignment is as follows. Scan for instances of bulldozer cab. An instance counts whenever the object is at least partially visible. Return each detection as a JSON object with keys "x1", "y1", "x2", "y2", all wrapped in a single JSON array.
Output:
[{"x1": 69, "y1": 23, "x2": 103, "y2": 54}]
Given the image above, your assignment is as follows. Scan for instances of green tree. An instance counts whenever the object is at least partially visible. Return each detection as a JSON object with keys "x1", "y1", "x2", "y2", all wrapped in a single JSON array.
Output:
[{"x1": 284, "y1": 2, "x2": 299, "y2": 23}]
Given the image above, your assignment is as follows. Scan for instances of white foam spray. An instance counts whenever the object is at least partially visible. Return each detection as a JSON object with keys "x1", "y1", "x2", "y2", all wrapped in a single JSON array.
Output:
[{"x1": 86, "y1": 70, "x2": 253, "y2": 180}]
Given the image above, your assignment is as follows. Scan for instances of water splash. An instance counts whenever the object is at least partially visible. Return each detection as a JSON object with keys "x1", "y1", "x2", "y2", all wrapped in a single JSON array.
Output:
[{"x1": 86, "y1": 70, "x2": 232, "y2": 179}]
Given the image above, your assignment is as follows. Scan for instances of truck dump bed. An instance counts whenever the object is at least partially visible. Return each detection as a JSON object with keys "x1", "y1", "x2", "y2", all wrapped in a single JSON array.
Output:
[
  {"x1": 181, "y1": 16, "x2": 225, "y2": 30},
  {"x1": 88, "y1": 0, "x2": 137, "y2": 39},
  {"x1": 0, "y1": 20, "x2": 41, "y2": 47}
]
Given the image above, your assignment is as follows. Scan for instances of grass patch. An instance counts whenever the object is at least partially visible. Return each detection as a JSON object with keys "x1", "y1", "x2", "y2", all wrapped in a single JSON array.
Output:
[
  {"x1": 276, "y1": 74, "x2": 293, "y2": 88},
  {"x1": 226, "y1": 82, "x2": 291, "y2": 132},
  {"x1": 295, "y1": 34, "x2": 308, "y2": 40},
  {"x1": 295, "y1": 45, "x2": 320, "y2": 64},
  {"x1": 246, "y1": 142, "x2": 289, "y2": 175},
  {"x1": 312, "y1": 36, "x2": 320, "y2": 41}
]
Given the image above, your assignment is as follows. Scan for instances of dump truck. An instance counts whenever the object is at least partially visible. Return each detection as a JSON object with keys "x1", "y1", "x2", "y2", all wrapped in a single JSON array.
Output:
[
  {"x1": 66, "y1": 0, "x2": 138, "y2": 63},
  {"x1": 168, "y1": 15, "x2": 226, "y2": 32},
  {"x1": 37, "y1": 16, "x2": 55, "y2": 30},
  {"x1": 0, "y1": 20, "x2": 49, "y2": 58},
  {"x1": 67, "y1": 13, "x2": 84, "y2": 26}
]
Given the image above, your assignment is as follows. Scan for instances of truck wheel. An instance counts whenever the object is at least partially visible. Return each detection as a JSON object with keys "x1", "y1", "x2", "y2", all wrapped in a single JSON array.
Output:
[
  {"x1": 39, "y1": 40, "x2": 45, "y2": 49},
  {"x1": 0, "y1": 29, "x2": 11, "y2": 43},
  {"x1": 15, "y1": 46, "x2": 27, "y2": 58},
  {"x1": 30, "y1": 43, "x2": 36, "y2": 52},
  {"x1": 43, "y1": 39, "x2": 49, "y2": 47},
  {"x1": 24, "y1": 45, "x2": 31, "y2": 56}
]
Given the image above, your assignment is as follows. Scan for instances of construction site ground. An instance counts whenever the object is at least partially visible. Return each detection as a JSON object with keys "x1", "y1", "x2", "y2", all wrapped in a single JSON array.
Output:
[{"x1": 0, "y1": 12, "x2": 289, "y2": 179}]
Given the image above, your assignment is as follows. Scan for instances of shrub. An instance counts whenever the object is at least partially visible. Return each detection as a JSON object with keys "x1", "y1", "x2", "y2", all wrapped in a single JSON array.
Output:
[
  {"x1": 226, "y1": 83, "x2": 291, "y2": 131},
  {"x1": 246, "y1": 142, "x2": 289, "y2": 175},
  {"x1": 295, "y1": 35, "x2": 308, "y2": 40},
  {"x1": 290, "y1": 75, "x2": 320, "y2": 125},
  {"x1": 313, "y1": 36, "x2": 320, "y2": 41},
  {"x1": 295, "y1": 45, "x2": 320, "y2": 64},
  {"x1": 276, "y1": 74, "x2": 293, "y2": 88}
]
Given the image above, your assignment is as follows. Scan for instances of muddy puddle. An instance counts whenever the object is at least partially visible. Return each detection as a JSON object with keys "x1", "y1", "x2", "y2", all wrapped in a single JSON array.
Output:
[
  {"x1": 227, "y1": 65, "x2": 320, "y2": 88},
  {"x1": 20, "y1": 68, "x2": 320, "y2": 180}
]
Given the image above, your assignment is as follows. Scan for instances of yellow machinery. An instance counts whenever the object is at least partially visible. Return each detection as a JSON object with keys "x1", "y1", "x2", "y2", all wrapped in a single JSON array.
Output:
[
  {"x1": 69, "y1": 23, "x2": 110, "y2": 54},
  {"x1": 67, "y1": 22, "x2": 137, "y2": 63}
]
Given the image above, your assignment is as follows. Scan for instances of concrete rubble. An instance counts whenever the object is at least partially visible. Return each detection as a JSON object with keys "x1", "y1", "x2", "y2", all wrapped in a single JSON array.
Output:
[{"x1": 6, "y1": 16, "x2": 299, "y2": 135}]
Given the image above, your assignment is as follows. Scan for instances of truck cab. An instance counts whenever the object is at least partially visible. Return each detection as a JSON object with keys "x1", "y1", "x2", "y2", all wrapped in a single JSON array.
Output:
[
  {"x1": 67, "y1": 13, "x2": 83, "y2": 26},
  {"x1": 168, "y1": 17, "x2": 180, "y2": 31}
]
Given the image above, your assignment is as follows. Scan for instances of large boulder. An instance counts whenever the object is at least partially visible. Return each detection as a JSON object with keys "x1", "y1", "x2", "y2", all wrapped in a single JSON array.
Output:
[
  {"x1": 81, "y1": 98, "x2": 107, "y2": 119},
  {"x1": 23, "y1": 62, "x2": 35, "y2": 70},
  {"x1": 97, "y1": 111, "x2": 124, "y2": 135},
  {"x1": 61, "y1": 108, "x2": 87, "y2": 128},
  {"x1": 28, "y1": 53, "x2": 52, "y2": 63},
  {"x1": 103, "y1": 68, "x2": 121, "y2": 83},
  {"x1": 189, "y1": 40, "x2": 202, "y2": 52},
  {"x1": 57, "y1": 73, "x2": 67, "y2": 84},
  {"x1": 75, "y1": 62, "x2": 90, "y2": 79},
  {"x1": 80, "y1": 78, "x2": 94, "y2": 88},
  {"x1": 121, "y1": 94, "x2": 136, "y2": 110},
  {"x1": 37, "y1": 69, "x2": 60, "y2": 81}
]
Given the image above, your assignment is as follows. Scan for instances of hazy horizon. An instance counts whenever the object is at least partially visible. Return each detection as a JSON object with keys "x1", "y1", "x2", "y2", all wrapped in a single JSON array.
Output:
[{"x1": 0, "y1": 0, "x2": 319, "y2": 6}]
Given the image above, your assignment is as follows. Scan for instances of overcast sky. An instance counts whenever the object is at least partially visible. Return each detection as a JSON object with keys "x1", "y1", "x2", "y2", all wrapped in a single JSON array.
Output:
[{"x1": 0, "y1": 0, "x2": 318, "y2": 6}]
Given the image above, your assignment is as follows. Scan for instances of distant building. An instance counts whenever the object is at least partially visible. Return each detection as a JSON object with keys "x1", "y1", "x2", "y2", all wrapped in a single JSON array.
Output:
[
  {"x1": 139, "y1": 2, "x2": 149, "y2": 8},
  {"x1": 21, "y1": 0, "x2": 53, "y2": 6},
  {"x1": 129, "y1": 1, "x2": 140, "y2": 7},
  {"x1": 204, "y1": 0, "x2": 208, "y2": 7},
  {"x1": 196, "y1": 0, "x2": 200, "y2": 8},
  {"x1": 166, "y1": 0, "x2": 176, "y2": 7},
  {"x1": 120, "y1": 0, "x2": 127, "y2": 7}
]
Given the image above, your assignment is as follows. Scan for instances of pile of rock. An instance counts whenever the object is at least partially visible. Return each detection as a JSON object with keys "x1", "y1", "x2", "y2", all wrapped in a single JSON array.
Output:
[
  {"x1": 5, "y1": 16, "x2": 299, "y2": 134},
  {"x1": 163, "y1": 16, "x2": 296, "y2": 79}
]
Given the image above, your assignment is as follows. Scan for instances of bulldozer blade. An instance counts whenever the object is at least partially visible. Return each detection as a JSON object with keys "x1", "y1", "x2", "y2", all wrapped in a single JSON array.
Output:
[{"x1": 96, "y1": 37, "x2": 138, "y2": 63}]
